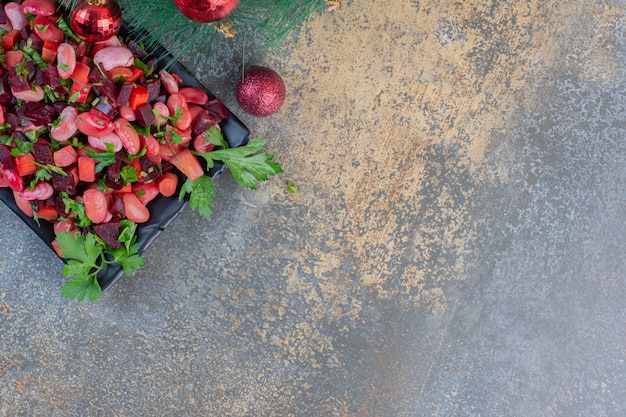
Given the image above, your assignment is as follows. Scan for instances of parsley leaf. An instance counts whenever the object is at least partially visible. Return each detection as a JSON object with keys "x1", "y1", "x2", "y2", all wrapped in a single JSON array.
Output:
[
  {"x1": 57, "y1": 232, "x2": 104, "y2": 302},
  {"x1": 61, "y1": 195, "x2": 90, "y2": 228},
  {"x1": 56, "y1": 15, "x2": 82, "y2": 42},
  {"x1": 133, "y1": 57, "x2": 155, "y2": 78},
  {"x1": 198, "y1": 137, "x2": 283, "y2": 190},
  {"x1": 120, "y1": 165, "x2": 139, "y2": 184},
  {"x1": 107, "y1": 245, "x2": 144, "y2": 275},
  {"x1": 56, "y1": 222, "x2": 145, "y2": 302},
  {"x1": 179, "y1": 175, "x2": 215, "y2": 221},
  {"x1": 23, "y1": 38, "x2": 47, "y2": 70},
  {"x1": 204, "y1": 125, "x2": 229, "y2": 149},
  {"x1": 87, "y1": 143, "x2": 116, "y2": 173}
]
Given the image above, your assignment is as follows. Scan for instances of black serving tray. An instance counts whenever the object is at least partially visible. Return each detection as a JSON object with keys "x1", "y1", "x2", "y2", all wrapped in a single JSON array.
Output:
[{"x1": 0, "y1": 24, "x2": 250, "y2": 292}]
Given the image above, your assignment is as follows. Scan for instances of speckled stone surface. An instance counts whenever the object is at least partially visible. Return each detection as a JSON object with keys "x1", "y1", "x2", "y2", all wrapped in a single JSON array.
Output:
[{"x1": 1, "y1": 1, "x2": 625, "y2": 416}]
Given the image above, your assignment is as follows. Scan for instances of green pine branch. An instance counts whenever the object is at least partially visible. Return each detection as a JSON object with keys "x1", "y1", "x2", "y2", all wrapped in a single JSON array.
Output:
[{"x1": 115, "y1": 0, "x2": 332, "y2": 67}]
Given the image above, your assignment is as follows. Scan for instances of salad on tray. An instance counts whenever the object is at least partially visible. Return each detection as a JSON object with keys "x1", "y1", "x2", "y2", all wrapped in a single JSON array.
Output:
[{"x1": 0, "y1": 0, "x2": 282, "y2": 301}]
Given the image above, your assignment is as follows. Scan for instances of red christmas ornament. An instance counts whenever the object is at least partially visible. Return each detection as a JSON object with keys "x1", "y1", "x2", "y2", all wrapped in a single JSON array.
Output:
[
  {"x1": 173, "y1": 0, "x2": 240, "y2": 23},
  {"x1": 236, "y1": 66, "x2": 286, "y2": 117},
  {"x1": 70, "y1": 0, "x2": 122, "y2": 43}
]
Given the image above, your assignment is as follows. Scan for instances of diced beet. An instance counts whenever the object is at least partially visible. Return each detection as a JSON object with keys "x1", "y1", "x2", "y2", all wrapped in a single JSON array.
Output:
[
  {"x1": 105, "y1": 177, "x2": 125, "y2": 191},
  {"x1": 52, "y1": 102, "x2": 67, "y2": 114},
  {"x1": 161, "y1": 160, "x2": 173, "y2": 172},
  {"x1": 43, "y1": 65, "x2": 62, "y2": 90},
  {"x1": 126, "y1": 40, "x2": 148, "y2": 59},
  {"x1": 7, "y1": 66, "x2": 32, "y2": 93},
  {"x1": 23, "y1": 102, "x2": 58, "y2": 125},
  {"x1": 93, "y1": 81, "x2": 119, "y2": 106},
  {"x1": 23, "y1": 61, "x2": 36, "y2": 79},
  {"x1": 0, "y1": 76, "x2": 12, "y2": 104},
  {"x1": 89, "y1": 65, "x2": 118, "y2": 104},
  {"x1": 44, "y1": 195, "x2": 56, "y2": 208},
  {"x1": 54, "y1": 195, "x2": 67, "y2": 218},
  {"x1": 31, "y1": 200, "x2": 43, "y2": 211},
  {"x1": 139, "y1": 155, "x2": 160, "y2": 182},
  {"x1": 109, "y1": 193, "x2": 125, "y2": 218},
  {"x1": 146, "y1": 58, "x2": 158, "y2": 71},
  {"x1": 68, "y1": 38, "x2": 88, "y2": 61},
  {"x1": 4, "y1": 112, "x2": 21, "y2": 133},
  {"x1": 134, "y1": 102, "x2": 155, "y2": 128},
  {"x1": 0, "y1": 144, "x2": 14, "y2": 167},
  {"x1": 25, "y1": 34, "x2": 44, "y2": 53},
  {"x1": 94, "y1": 219, "x2": 122, "y2": 249},
  {"x1": 19, "y1": 26, "x2": 29, "y2": 41},
  {"x1": 205, "y1": 98, "x2": 229, "y2": 120},
  {"x1": 105, "y1": 159, "x2": 125, "y2": 190},
  {"x1": 32, "y1": 142, "x2": 54, "y2": 164},
  {"x1": 52, "y1": 171, "x2": 76, "y2": 195},
  {"x1": 144, "y1": 79, "x2": 161, "y2": 102},
  {"x1": 107, "y1": 158, "x2": 122, "y2": 178},
  {"x1": 192, "y1": 99, "x2": 229, "y2": 135},
  {"x1": 93, "y1": 97, "x2": 117, "y2": 119},
  {"x1": 192, "y1": 109, "x2": 221, "y2": 136},
  {"x1": 15, "y1": 104, "x2": 25, "y2": 121},
  {"x1": 116, "y1": 83, "x2": 133, "y2": 107},
  {"x1": 34, "y1": 68, "x2": 46, "y2": 87}
]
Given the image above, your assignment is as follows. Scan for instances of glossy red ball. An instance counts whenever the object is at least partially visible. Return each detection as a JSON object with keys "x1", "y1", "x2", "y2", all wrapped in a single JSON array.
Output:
[
  {"x1": 173, "y1": 0, "x2": 240, "y2": 23},
  {"x1": 236, "y1": 66, "x2": 286, "y2": 117},
  {"x1": 70, "y1": 0, "x2": 122, "y2": 43}
]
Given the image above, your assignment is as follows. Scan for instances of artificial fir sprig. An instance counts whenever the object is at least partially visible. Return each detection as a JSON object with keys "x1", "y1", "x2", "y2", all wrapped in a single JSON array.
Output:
[{"x1": 61, "y1": 0, "x2": 340, "y2": 67}]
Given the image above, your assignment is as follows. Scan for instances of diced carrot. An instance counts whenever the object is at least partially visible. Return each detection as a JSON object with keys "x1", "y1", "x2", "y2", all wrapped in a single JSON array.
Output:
[
  {"x1": 43, "y1": 40, "x2": 60, "y2": 53},
  {"x1": 1, "y1": 30, "x2": 21, "y2": 51},
  {"x1": 70, "y1": 61, "x2": 90, "y2": 84},
  {"x1": 53, "y1": 145, "x2": 78, "y2": 167},
  {"x1": 41, "y1": 40, "x2": 59, "y2": 64},
  {"x1": 5, "y1": 50, "x2": 23, "y2": 67},
  {"x1": 15, "y1": 152, "x2": 37, "y2": 176},
  {"x1": 157, "y1": 172, "x2": 178, "y2": 197},
  {"x1": 77, "y1": 156, "x2": 96, "y2": 183},
  {"x1": 108, "y1": 66, "x2": 133, "y2": 82},
  {"x1": 36, "y1": 205, "x2": 59, "y2": 221},
  {"x1": 128, "y1": 84, "x2": 149, "y2": 110},
  {"x1": 169, "y1": 149, "x2": 204, "y2": 182},
  {"x1": 129, "y1": 158, "x2": 142, "y2": 180},
  {"x1": 128, "y1": 65, "x2": 144, "y2": 82},
  {"x1": 69, "y1": 81, "x2": 92, "y2": 103}
]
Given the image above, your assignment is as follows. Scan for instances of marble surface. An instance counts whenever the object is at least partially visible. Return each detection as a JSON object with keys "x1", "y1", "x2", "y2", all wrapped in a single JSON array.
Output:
[{"x1": 1, "y1": 0, "x2": 625, "y2": 416}]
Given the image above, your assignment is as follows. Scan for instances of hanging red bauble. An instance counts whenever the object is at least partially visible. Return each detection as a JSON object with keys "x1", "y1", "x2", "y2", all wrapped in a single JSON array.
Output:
[
  {"x1": 173, "y1": 0, "x2": 240, "y2": 23},
  {"x1": 70, "y1": 0, "x2": 122, "y2": 43},
  {"x1": 236, "y1": 66, "x2": 286, "y2": 117}
]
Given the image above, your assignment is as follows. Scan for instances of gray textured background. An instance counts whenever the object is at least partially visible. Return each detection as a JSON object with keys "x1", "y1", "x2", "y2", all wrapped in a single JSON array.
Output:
[{"x1": 1, "y1": 0, "x2": 625, "y2": 416}]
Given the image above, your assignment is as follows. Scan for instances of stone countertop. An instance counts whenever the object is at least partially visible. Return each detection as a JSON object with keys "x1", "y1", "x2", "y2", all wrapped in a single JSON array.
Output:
[{"x1": 1, "y1": 1, "x2": 624, "y2": 416}]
